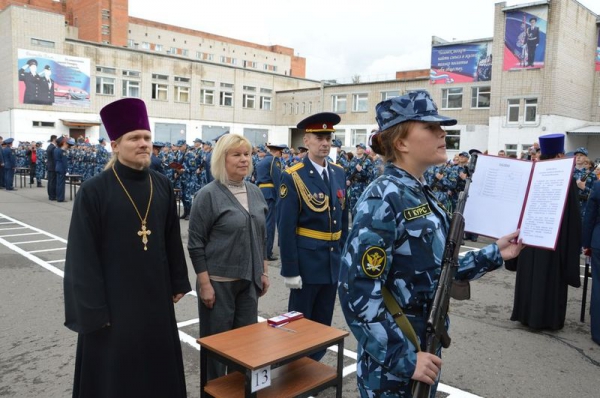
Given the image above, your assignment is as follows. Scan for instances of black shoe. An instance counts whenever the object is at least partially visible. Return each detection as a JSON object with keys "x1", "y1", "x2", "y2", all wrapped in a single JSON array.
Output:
[
  {"x1": 266, "y1": 255, "x2": 278, "y2": 261},
  {"x1": 184, "y1": 215, "x2": 190, "y2": 220}
]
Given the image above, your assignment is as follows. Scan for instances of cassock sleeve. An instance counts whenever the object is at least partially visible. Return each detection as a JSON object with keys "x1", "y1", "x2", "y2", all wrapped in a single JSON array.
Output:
[
  {"x1": 164, "y1": 180, "x2": 192, "y2": 295},
  {"x1": 63, "y1": 186, "x2": 110, "y2": 334}
]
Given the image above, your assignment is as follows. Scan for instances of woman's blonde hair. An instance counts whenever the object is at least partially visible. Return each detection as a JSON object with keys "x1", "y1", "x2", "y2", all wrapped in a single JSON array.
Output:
[
  {"x1": 211, "y1": 134, "x2": 253, "y2": 184},
  {"x1": 370, "y1": 121, "x2": 416, "y2": 164}
]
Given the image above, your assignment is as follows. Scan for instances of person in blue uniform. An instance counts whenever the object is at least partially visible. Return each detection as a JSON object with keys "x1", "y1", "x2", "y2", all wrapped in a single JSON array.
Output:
[
  {"x1": 202, "y1": 141, "x2": 214, "y2": 184},
  {"x1": 150, "y1": 142, "x2": 166, "y2": 174},
  {"x1": 573, "y1": 147, "x2": 597, "y2": 217},
  {"x1": 256, "y1": 143, "x2": 286, "y2": 261},
  {"x1": 46, "y1": 135, "x2": 57, "y2": 200},
  {"x1": 277, "y1": 112, "x2": 349, "y2": 361},
  {"x1": 0, "y1": 137, "x2": 5, "y2": 188},
  {"x1": 583, "y1": 181, "x2": 600, "y2": 346},
  {"x1": 2, "y1": 138, "x2": 16, "y2": 191},
  {"x1": 338, "y1": 90, "x2": 523, "y2": 397},
  {"x1": 55, "y1": 137, "x2": 75, "y2": 202}
]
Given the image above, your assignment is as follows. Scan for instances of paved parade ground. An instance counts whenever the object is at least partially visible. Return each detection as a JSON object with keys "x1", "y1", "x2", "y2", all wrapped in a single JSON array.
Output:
[{"x1": 1, "y1": 184, "x2": 599, "y2": 398}]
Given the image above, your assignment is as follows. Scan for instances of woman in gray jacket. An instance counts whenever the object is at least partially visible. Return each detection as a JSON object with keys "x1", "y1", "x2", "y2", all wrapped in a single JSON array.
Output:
[{"x1": 188, "y1": 133, "x2": 269, "y2": 381}]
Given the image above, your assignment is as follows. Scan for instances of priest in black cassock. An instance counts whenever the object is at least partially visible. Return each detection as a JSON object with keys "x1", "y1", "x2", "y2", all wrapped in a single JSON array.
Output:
[
  {"x1": 63, "y1": 98, "x2": 192, "y2": 398},
  {"x1": 507, "y1": 133, "x2": 581, "y2": 331}
]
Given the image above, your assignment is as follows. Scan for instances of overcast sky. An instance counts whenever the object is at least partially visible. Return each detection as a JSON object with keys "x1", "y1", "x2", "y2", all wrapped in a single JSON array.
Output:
[{"x1": 128, "y1": 0, "x2": 599, "y2": 82}]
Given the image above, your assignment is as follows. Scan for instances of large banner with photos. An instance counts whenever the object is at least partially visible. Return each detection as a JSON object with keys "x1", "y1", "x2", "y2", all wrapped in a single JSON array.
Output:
[
  {"x1": 430, "y1": 41, "x2": 493, "y2": 84},
  {"x1": 18, "y1": 49, "x2": 91, "y2": 107},
  {"x1": 503, "y1": 6, "x2": 548, "y2": 70}
]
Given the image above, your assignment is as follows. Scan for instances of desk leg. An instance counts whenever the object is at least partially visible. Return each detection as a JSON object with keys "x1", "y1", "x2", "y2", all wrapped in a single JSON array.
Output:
[
  {"x1": 244, "y1": 369, "x2": 257, "y2": 398},
  {"x1": 336, "y1": 340, "x2": 344, "y2": 398},
  {"x1": 200, "y1": 348, "x2": 208, "y2": 398}
]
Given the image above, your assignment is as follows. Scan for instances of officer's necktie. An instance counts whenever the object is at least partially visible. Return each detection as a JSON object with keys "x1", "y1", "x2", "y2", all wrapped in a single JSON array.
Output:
[
  {"x1": 322, "y1": 169, "x2": 330, "y2": 198},
  {"x1": 321, "y1": 169, "x2": 329, "y2": 186}
]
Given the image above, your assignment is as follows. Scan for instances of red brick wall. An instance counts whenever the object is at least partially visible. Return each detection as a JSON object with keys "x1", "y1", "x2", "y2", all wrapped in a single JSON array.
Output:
[
  {"x1": 291, "y1": 56, "x2": 306, "y2": 78},
  {"x1": 0, "y1": 0, "x2": 65, "y2": 14}
]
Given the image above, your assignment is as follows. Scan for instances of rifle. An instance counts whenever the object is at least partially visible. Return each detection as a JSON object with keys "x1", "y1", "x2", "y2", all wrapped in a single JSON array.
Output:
[{"x1": 412, "y1": 153, "x2": 478, "y2": 398}]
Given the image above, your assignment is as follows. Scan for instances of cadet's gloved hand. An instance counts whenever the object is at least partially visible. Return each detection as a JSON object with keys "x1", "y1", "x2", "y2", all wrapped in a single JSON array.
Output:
[{"x1": 284, "y1": 276, "x2": 302, "y2": 289}]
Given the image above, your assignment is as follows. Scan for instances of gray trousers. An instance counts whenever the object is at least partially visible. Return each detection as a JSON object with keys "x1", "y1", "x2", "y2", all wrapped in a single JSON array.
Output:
[{"x1": 198, "y1": 279, "x2": 258, "y2": 381}]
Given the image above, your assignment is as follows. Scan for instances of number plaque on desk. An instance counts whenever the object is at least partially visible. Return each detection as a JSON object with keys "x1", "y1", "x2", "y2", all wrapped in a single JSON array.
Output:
[{"x1": 251, "y1": 365, "x2": 271, "y2": 392}]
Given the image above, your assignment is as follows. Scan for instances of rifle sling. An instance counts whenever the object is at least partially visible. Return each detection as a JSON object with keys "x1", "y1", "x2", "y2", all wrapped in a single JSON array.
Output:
[{"x1": 382, "y1": 286, "x2": 421, "y2": 352}]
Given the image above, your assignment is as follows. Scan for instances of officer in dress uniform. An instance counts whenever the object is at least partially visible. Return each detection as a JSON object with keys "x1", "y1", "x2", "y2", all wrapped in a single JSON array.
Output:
[
  {"x1": 256, "y1": 143, "x2": 286, "y2": 261},
  {"x1": 19, "y1": 59, "x2": 45, "y2": 105},
  {"x1": 277, "y1": 112, "x2": 349, "y2": 361}
]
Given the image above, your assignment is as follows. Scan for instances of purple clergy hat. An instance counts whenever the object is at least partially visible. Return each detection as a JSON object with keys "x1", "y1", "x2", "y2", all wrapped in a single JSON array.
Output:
[
  {"x1": 100, "y1": 98, "x2": 151, "y2": 141},
  {"x1": 538, "y1": 133, "x2": 565, "y2": 157}
]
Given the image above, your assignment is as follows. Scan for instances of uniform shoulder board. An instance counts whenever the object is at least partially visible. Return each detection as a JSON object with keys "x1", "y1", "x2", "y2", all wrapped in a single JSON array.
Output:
[
  {"x1": 285, "y1": 162, "x2": 304, "y2": 174},
  {"x1": 329, "y1": 161, "x2": 344, "y2": 169}
]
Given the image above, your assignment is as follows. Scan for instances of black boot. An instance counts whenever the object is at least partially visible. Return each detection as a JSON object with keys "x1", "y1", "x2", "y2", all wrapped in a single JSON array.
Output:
[
  {"x1": 37, "y1": 181, "x2": 43, "y2": 188},
  {"x1": 180, "y1": 209, "x2": 189, "y2": 220}
]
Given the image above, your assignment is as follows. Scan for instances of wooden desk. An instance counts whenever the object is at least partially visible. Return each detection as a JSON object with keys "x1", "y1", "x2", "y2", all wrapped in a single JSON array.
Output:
[
  {"x1": 197, "y1": 318, "x2": 348, "y2": 398},
  {"x1": 66, "y1": 174, "x2": 83, "y2": 201},
  {"x1": 14, "y1": 167, "x2": 30, "y2": 188}
]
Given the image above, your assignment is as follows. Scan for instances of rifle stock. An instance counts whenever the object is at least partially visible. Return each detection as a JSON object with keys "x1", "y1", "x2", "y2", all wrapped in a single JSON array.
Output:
[{"x1": 412, "y1": 154, "x2": 477, "y2": 398}]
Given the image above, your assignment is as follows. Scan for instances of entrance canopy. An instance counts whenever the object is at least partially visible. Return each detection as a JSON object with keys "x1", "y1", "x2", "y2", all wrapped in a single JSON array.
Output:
[
  {"x1": 567, "y1": 125, "x2": 600, "y2": 135},
  {"x1": 60, "y1": 119, "x2": 101, "y2": 128}
]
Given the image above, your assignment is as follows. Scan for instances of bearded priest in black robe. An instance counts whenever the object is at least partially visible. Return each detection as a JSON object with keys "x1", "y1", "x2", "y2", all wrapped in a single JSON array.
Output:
[
  {"x1": 507, "y1": 133, "x2": 581, "y2": 331},
  {"x1": 63, "y1": 98, "x2": 192, "y2": 398}
]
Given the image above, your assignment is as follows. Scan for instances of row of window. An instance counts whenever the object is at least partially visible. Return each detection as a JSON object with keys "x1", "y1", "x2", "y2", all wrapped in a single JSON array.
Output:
[
  {"x1": 96, "y1": 76, "x2": 272, "y2": 110},
  {"x1": 127, "y1": 40, "x2": 279, "y2": 72},
  {"x1": 441, "y1": 87, "x2": 491, "y2": 109}
]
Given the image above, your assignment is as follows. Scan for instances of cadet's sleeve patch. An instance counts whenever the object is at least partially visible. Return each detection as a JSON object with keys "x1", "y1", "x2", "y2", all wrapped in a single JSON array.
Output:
[
  {"x1": 403, "y1": 203, "x2": 432, "y2": 221},
  {"x1": 279, "y1": 183, "x2": 288, "y2": 199},
  {"x1": 361, "y1": 246, "x2": 387, "y2": 278}
]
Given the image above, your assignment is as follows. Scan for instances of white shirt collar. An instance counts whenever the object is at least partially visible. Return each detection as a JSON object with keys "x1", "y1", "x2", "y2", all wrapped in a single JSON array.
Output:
[{"x1": 309, "y1": 158, "x2": 328, "y2": 179}]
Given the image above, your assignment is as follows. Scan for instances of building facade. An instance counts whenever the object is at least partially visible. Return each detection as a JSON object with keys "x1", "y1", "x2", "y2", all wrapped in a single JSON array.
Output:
[{"x1": 1, "y1": 0, "x2": 599, "y2": 158}]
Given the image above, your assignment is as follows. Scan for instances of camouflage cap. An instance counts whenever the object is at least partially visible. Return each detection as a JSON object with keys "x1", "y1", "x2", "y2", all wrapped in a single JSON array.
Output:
[
  {"x1": 257, "y1": 144, "x2": 267, "y2": 153},
  {"x1": 574, "y1": 147, "x2": 588, "y2": 156},
  {"x1": 356, "y1": 143, "x2": 367, "y2": 150},
  {"x1": 332, "y1": 139, "x2": 342, "y2": 148},
  {"x1": 176, "y1": 139, "x2": 187, "y2": 146},
  {"x1": 459, "y1": 151, "x2": 469, "y2": 158},
  {"x1": 375, "y1": 90, "x2": 457, "y2": 131}
]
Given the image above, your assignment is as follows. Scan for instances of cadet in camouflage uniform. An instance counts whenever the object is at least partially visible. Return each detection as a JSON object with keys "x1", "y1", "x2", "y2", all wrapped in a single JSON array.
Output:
[
  {"x1": 95, "y1": 137, "x2": 110, "y2": 174},
  {"x1": 424, "y1": 160, "x2": 456, "y2": 213},
  {"x1": 346, "y1": 143, "x2": 375, "y2": 216},
  {"x1": 35, "y1": 141, "x2": 46, "y2": 187},
  {"x1": 177, "y1": 139, "x2": 199, "y2": 220},
  {"x1": 329, "y1": 139, "x2": 348, "y2": 171},
  {"x1": 573, "y1": 147, "x2": 597, "y2": 217},
  {"x1": 338, "y1": 90, "x2": 523, "y2": 398}
]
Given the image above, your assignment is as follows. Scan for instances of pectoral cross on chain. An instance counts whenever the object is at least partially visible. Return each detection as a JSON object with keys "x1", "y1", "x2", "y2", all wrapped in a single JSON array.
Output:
[{"x1": 137, "y1": 223, "x2": 152, "y2": 251}]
